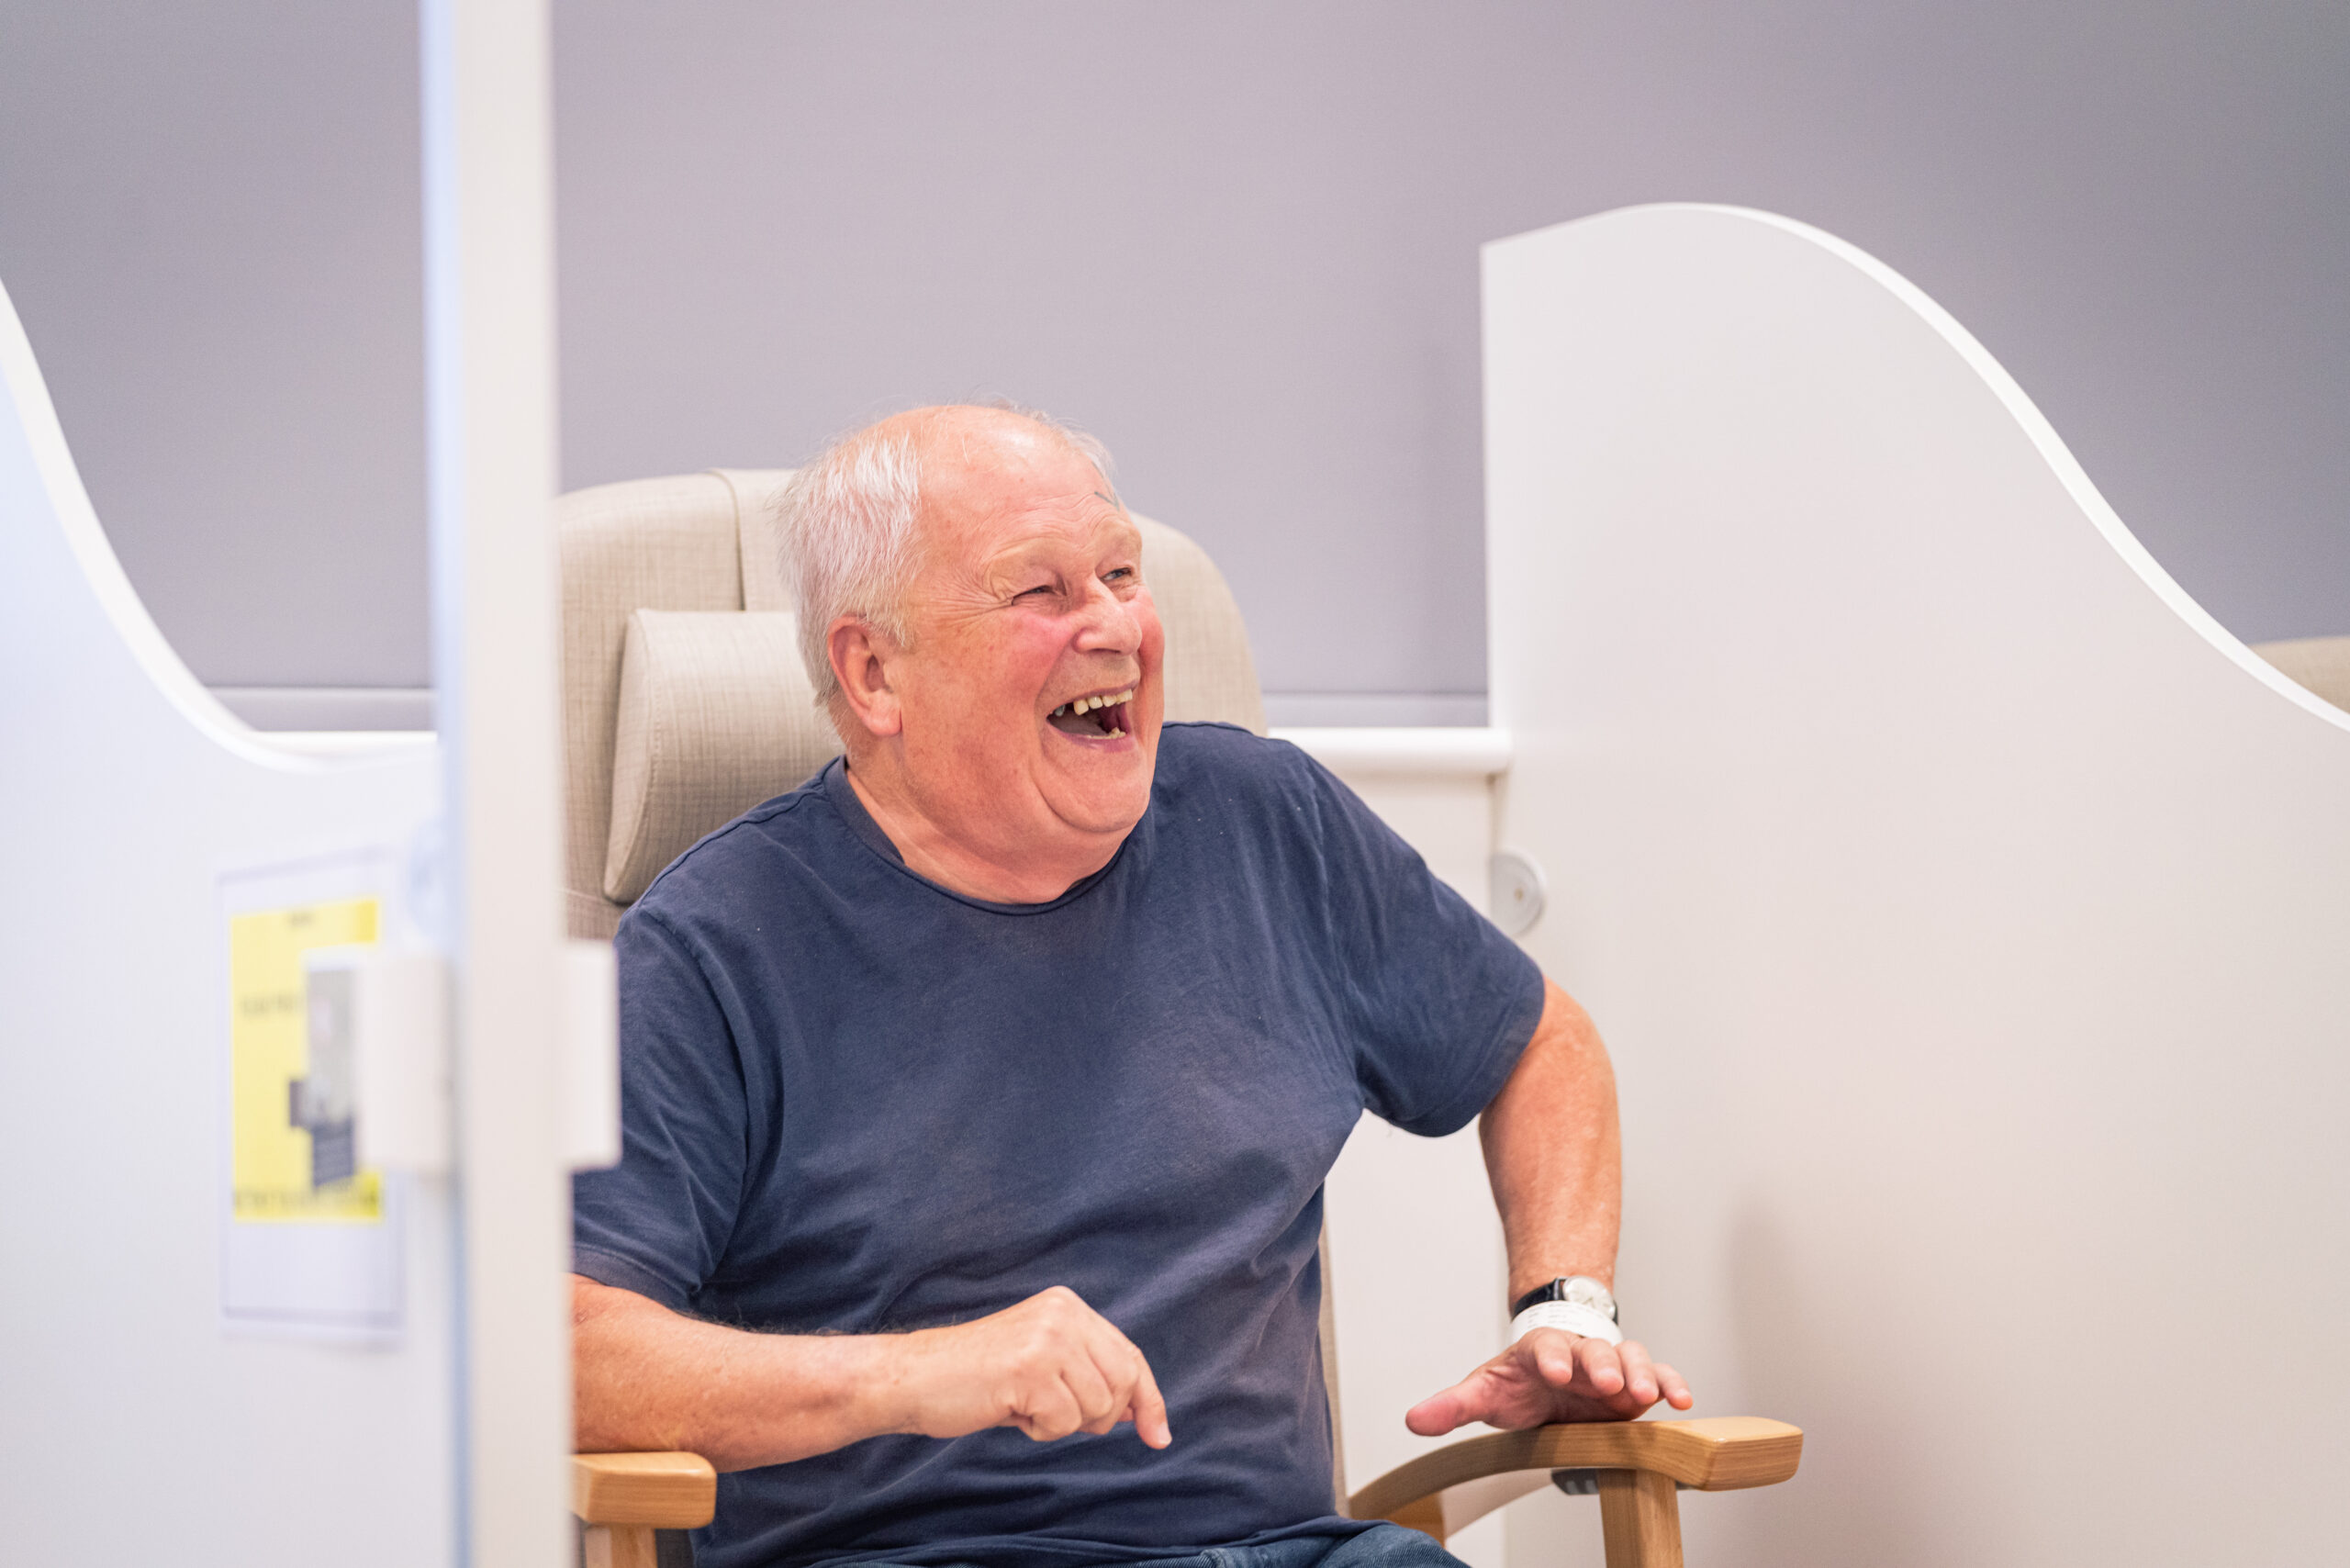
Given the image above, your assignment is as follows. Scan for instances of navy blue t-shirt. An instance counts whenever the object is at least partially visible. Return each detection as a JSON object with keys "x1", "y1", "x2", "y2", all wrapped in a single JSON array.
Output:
[{"x1": 573, "y1": 722, "x2": 1546, "y2": 1568}]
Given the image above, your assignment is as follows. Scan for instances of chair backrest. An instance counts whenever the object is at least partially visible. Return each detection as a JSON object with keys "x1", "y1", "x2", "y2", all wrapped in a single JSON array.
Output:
[
  {"x1": 2254, "y1": 635, "x2": 2350, "y2": 714},
  {"x1": 557, "y1": 467, "x2": 1269, "y2": 940}
]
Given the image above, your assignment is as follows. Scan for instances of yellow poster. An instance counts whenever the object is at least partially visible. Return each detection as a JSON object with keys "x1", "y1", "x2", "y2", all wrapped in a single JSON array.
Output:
[{"x1": 228, "y1": 896, "x2": 385, "y2": 1224}]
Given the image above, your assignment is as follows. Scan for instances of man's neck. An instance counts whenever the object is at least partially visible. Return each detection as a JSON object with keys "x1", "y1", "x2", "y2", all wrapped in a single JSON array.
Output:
[{"x1": 842, "y1": 755, "x2": 1118, "y2": 905}]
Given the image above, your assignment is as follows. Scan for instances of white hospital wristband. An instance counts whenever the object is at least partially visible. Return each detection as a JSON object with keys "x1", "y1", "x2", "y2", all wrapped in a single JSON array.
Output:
[{"x1": 1511, "y1": 1300, "x2": 1625, "y2": 1346}]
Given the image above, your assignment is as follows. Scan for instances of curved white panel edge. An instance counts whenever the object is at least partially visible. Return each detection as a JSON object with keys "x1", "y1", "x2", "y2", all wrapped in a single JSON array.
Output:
[
  {"x1": 0, "y1": 274, "x2": 431, "y2": 771},
  {"x1": 2, "y1": 267, "x2": 454, "y2": 1565},
  {"x1": 1494, "y1": 204, "x2": 2348, "y2": 735}
]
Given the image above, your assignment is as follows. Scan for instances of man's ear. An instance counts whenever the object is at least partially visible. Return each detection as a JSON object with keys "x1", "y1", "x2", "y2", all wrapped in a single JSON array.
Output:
[{"x1": 829, "y1": 617, "x2": 904, "y2": 739}]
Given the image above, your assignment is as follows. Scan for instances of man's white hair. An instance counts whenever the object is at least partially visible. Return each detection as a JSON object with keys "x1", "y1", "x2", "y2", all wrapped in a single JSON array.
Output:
[{"x1": 775, "y1": 405, "x2": 1117, "y2": 707}]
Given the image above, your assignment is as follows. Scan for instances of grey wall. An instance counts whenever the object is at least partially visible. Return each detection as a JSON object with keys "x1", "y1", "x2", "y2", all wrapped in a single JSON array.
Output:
[
  {"x1": 0, "y1": 1, "x2": 427, "y2": 692},
  {"x1": 3, "y1": 2, "x2": 2344, "y2": 722}
]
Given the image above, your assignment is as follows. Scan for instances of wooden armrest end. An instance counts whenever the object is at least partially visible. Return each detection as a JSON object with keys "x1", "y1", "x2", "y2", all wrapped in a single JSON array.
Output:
[
  {"x1": 572, "y1": 1451, "x2": 719, "y2": 1529},
  {"x1": 1348, "y1": 1417, "x2": 1801, "y2": 1535}
]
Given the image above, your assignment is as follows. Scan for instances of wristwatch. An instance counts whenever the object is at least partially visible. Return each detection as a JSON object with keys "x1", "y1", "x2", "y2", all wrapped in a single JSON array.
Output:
[
  {"x1": 1508, "y1": 1275, "x2": 1622, "y2": 1346},
  {"x1": 1510, "y1": 1275, "x2": 1618, "y2": 1322}
]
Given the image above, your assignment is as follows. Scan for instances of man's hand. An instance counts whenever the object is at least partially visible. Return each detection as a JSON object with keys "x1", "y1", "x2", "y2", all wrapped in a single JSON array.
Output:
[
  {"x1": 1404, "y1": 1327, "x2": 1693, "y2": 1436},
  {"x1": 886, "y1": 1285, "x2": 1173, "y2": 1449}
]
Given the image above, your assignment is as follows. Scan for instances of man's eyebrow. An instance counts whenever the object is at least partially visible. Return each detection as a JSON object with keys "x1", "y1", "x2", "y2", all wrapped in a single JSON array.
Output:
[{"x1": 1092, "y1": 489, "x2": 1123, "y2": 510}]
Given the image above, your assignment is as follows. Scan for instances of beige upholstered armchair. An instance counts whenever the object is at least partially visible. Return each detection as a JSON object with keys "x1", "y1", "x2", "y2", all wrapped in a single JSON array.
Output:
[{"x1": 557, "y1": 471, "x2": 1802, "y2": 1568}]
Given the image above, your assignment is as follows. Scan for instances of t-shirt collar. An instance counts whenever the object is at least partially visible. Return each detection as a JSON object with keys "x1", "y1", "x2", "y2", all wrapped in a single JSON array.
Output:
[{"x1": 818, "y1": 755, "x2": 1138, "y2": 914}]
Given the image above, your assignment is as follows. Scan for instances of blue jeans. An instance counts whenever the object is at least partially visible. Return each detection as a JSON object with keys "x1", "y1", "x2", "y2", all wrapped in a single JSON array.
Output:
[
  {"x1": 845, "y1": 1529, "x2": 1466, "y2": 1568},
  {"x1": 1147, "y1": 1529, "x2": 1466, "y2": 1568}
]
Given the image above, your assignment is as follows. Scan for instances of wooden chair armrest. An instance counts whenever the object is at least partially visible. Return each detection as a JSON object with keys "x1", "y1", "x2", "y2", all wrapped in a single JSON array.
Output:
[
  {"x1": 573, "y1": 1451, "x2": 719, "y2": 1529},
  {"x1": 1348, "y1": 1417, "x2": 1802, "y2": 1540}
]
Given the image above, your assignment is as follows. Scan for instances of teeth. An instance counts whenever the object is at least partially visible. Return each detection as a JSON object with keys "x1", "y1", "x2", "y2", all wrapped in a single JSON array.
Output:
[
  {"x1": 1056, "y1": 688, "x2": 1135, "y2": 717},
  {"x1": 1051, "y1": 689, "x2": 1136, "y2": 722}
]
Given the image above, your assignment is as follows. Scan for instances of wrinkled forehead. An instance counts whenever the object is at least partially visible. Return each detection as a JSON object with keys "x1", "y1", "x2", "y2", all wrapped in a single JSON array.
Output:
[{"x1": 913, "y1": 420, "x2": 1130, "y2": 577}]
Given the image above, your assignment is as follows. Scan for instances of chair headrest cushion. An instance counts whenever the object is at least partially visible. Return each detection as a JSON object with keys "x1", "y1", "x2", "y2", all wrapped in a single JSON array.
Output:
[{"x1": 604, "y1": 610, "x2": 845, "y2": 904}]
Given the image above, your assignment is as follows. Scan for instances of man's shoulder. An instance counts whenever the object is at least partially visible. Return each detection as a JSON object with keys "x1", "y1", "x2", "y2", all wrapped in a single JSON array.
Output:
[
  {"x1": 627, "y1": 769, "x2": 844, "y2": 931},
  {"x1": 1155, "y1": 720, "x2": 1319, "y2": 793},
  {"x1": 1151, "y1": 721, "x2": 1340, "y2": 844}
]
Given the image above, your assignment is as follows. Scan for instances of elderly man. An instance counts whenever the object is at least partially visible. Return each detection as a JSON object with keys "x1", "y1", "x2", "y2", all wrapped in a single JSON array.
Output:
[{"x1": 571, "y1": 405, "x2": 1689, "y2": 1568}]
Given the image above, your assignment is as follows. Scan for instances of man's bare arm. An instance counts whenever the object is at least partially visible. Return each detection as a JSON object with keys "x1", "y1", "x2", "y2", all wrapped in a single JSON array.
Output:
[
  {"x1": 1405, "y1": 979, "x2": 1693, "y2": 1433},
  {"x1": 574, "y1": 1276, "x2": 1171, "y2": 1471},
  {"x1": 1481, "y1": 978, "x2": 1624, "y2": 1303}
]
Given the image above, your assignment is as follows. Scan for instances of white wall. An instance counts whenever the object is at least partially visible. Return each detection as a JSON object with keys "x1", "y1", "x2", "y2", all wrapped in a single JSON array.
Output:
[{"x1": 0, "y1": 0, "x2": 428, "y2": 691}]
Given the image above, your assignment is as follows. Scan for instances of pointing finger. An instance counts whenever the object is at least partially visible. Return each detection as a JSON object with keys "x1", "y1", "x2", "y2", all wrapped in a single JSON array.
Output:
[
  {"x1": 1081, "y1": 1320, "x2": 1171, "y2": 1449},
  {"x1": 1126, "y1": 1346, "x2": 1173, "y2": 1449}
]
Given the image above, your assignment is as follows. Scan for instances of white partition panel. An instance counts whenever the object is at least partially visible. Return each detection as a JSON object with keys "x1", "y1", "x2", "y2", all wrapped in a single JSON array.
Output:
[
  {"x1": 420, "y1": 3, "x2": 572, "y2": 1563},
  {"x1": 0, "y1": 281, "x2": 453, "y2": 1561},
  {"x1": 1484, "y1": 205, "x2": 2350, "y2": 1566}
]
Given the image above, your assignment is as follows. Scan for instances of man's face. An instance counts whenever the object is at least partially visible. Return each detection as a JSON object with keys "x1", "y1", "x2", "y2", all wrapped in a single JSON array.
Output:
[{"x1": 880, "y1": 420, "x2": 1165, "y2": 864}]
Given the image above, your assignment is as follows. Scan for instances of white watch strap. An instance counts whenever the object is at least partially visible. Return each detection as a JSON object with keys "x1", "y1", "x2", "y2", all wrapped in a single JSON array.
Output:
[{"x1": 1511, "y1": 1299, "x2": 1625, "y2": 1346}]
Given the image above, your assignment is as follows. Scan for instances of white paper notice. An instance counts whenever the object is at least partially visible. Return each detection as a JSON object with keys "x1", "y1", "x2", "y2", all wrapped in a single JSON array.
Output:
[{"x1": 218, "y1": 847, "x2": 408, "y2": 1343}]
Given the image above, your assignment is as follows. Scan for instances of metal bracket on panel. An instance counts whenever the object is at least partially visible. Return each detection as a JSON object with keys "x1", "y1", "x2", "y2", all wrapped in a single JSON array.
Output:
[
  {"x1": 308, "y1": 946, "x2": 453, "y2": 1174},
  {"x1": 1488, "y1": 849, "x2": 1548, "y2": 937}
]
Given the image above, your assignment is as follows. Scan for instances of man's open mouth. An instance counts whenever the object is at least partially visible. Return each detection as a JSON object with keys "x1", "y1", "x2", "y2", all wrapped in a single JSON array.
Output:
[{"x1": 1047, "y1": 688, "x2": 1136, "y2": 740}]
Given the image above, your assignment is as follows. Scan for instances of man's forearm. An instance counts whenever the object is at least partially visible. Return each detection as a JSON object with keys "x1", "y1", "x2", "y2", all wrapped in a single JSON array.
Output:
[
  {"x1": 575, "y1": 1274, "x2": 1173, "y2": 1470},
  {"x1": 574, "y1": 1275, "x2": 903, "y2": 1470},
  {"x1": 1480, "y1": 979, "x2": 1624, "y2": 1302},
  {"x1": 1412, "y1": 980, "x2": 1693, "y2": 1436}
]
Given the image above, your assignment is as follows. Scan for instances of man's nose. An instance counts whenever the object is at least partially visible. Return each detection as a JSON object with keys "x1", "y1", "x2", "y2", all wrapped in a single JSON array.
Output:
[{"x1": 1074, "y1": 579, "x2": 1144, "y2": 656}]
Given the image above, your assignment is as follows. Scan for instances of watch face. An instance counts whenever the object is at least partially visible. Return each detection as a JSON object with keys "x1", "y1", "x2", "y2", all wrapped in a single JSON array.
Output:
[
  {"x1": 1561, "y1": 1276, "x2": 1617, "y2": 1318},
  {"x1": 1513, "y1": 1274, "x2": 1621, "y2": 1321}
]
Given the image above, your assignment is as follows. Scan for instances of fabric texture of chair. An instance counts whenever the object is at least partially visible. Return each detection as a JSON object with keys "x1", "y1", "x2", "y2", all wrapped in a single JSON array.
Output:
[
  {"x1": 1129, "y1": 513, "x2": 1268, "y2": 734},
  {"x1": 560, "y1": 472, "x2": 754, "y2": 940},
  {"x1": 2253, "y1": 634, "x2": 2350, "y2": 713},
  {"x1": 604, "y1": 610, "x2": 844, "y2": 904}
]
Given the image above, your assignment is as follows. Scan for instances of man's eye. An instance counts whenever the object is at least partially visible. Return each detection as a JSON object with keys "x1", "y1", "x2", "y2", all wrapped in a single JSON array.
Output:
[
  {"x1": 1017, "y1": 583, "x2": 1055, "y2": 599},
  {"x1": 1103, "y1": 567, "x2": 1136, "y2": 585}
]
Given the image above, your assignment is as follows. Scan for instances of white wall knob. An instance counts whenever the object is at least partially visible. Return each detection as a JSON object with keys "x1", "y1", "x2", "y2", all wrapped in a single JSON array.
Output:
[{"x1": 1488, "y1": 849, "x2": 1547, "y2": 938}]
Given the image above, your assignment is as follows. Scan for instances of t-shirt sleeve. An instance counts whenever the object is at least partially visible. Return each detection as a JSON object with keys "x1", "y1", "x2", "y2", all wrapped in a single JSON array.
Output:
[
  {"x1": 1293, "y1": 749, "x2": 1548, "y2": 1137},
  {"x1": 571, "y1": 907, "x2": 750, "y2": 1312}
]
